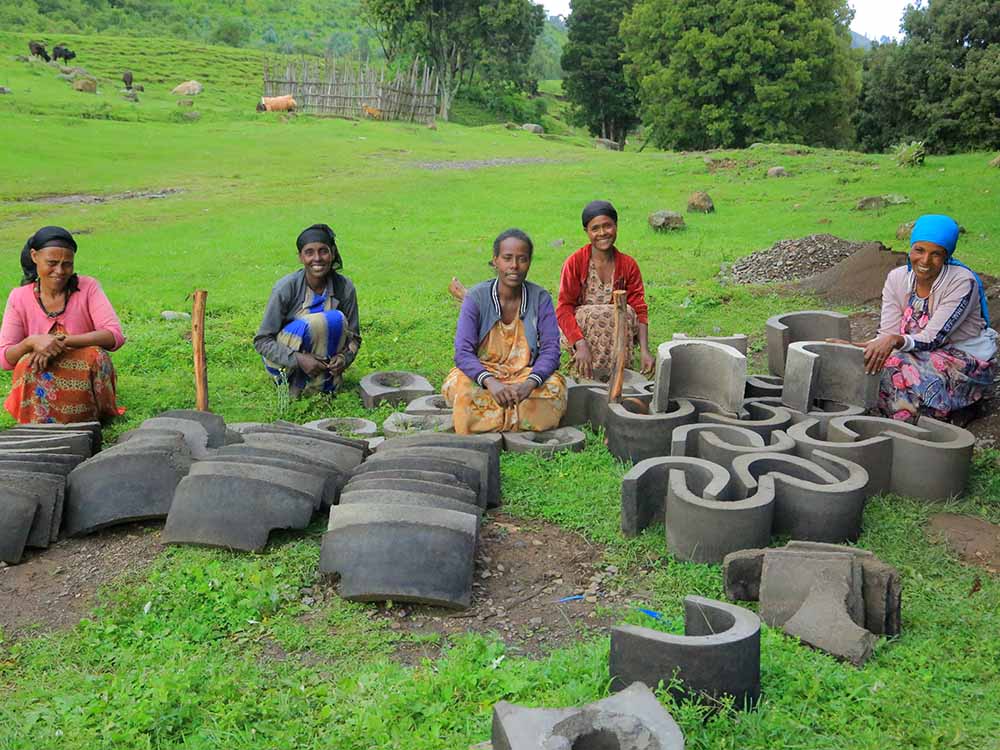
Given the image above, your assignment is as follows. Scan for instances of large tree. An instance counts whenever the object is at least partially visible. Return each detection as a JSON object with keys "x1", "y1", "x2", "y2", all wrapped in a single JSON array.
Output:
[
  {"x1": 620, "y1": 0, "x2": 859, "y2": 150},
  {"x1": 855, "y1": 0, "x2": 1000, "y2": 153},
  {"x1": 362, "y1": 0, "x2": 544, "y2": 120},
  {"x1": 561, "y1": 0, "x2": 640, "y2": 147}
]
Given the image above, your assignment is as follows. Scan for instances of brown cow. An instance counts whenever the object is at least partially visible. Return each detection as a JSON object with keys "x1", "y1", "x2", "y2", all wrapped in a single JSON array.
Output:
[
  {"x1": 257, "y1": 95, "x2": 296, "y2": 112},
  {"x1": 122, "y1": 70, "x2": 133, "y2": 90},
  {"x1": 28, "y1": 41, "x2": 50, "y2": 62}
]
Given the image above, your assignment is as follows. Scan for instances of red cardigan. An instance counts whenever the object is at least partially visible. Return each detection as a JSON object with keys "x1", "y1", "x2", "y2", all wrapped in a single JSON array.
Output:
[{"x1": 556, "y1": 244, "x2": 649, "y2": 346}]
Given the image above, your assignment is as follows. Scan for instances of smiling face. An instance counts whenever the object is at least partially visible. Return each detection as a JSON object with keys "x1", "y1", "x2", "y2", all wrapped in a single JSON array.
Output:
[
  {"x1": 585, "y1": 214, "x2": 618, "y2": 253},
  {"x1": 493, "y1": 236, "x2": 532, "y2": 291},
  {"x1": 30, "y1": 245, "x2": 75, "y2": 292},
  {"x1": 910, "y1": 240, "x2": 948, "y2": 286},
  {"x1": 299, "y1": 241, "x2": 333, "y2": 285}
]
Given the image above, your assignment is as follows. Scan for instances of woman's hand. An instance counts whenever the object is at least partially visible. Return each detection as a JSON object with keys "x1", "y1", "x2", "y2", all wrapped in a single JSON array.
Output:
[
  {"x1": 511, "y1": 380, "x2": 536, "y2": 403},
  {"x1": 639, "y1": 348, "x2": 655, "y2": 377},
  {"x1": 295, "y1": 352, "x2": 328, "y2": 378},
  {"x1": 863, "y1": 334, "x2": 903, "y2": 375},
  {"x1": 27, "y1": 334, "x2": 66, "y2": 370},
  {"x1": 572, "y1": 339, "x2": 594, "y2": 379},
  {"x1": 327, "y1": 354, "x2": 347, "y2": 376},
  {"x1": 485, "y1": 377, "x2": 519, "y2": 407}
]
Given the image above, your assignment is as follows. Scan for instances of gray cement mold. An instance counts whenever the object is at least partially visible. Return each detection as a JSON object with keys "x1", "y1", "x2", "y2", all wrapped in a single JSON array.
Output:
[
  {"x1": 610, "y1": 596, "x2": 761, "y2": 708},
  {"x1": 503, "y1": 427, "x2": 586, "y2": 457},
  {"x1": 195, "y1": 452, "x2": 340, "y2": 507},
  {"x1": 491, "y1": 681, "x2": 684, "y2": 750},
  {"x1": 189, "y1": 461, "x2": 325, "y2": 510},
  {"x1": 0, "y1": 470, "x2": 64, "y2": 548},
  {"x1": 261, "y1": 420, "x2": 371, "y2": 454},
  {"x1": 63, "y1": 449, "x2": 192, "y2": 536},
  {"x1": 0, "y1": 432, "x2": 92, "y2": 458},
  {"x1": 339, "y1": 488, "x2": 484, "y2": 517},
  {"x1": 301, "y1": 417, "x2": 380, "y2": 438},
  {"x1": 157, "y1": 409, "x2": 227, "y2": 448},
  {"x1": 0, "y1": 444, "x2": 77, "y2": 455},
  {"x1": 574, "y1": 368, "x2": 653, "y2": 391},
  {"x1": 366, "y1": 446, "x2": 494, "y2": 508},
  {"x1": 759, "y1": 549, "x2": 865, "y2": 628},
  {"x1": 745, "y1": 375, "x2": 784, "y2": 399},
  {"x1": 653, "y1": 340, "x2": 747, "y2": 415},
  {"x1": 163, "y1": 474, "x2": 314, "y2": 552},
  {"x1": 11, "y1": 421, "x2": 102, "y2": 452},
  {"x1": 350, "y1": 457, "x2": 481, "y2": 504},
  {"x1": 382, "y1": 412, "x2": 454, "y2": 438},
  {"x1": 621, "y1": 456, "x2": 730, "y2": 537},
  {"x1": 698, "y1": 402, "x2": 794, "y2": 439},
  {"x1": 672, "y1": 332, "x2": 749, "y2": 354},
  {"x1": 140, "y1": 417, "x2": 211, "y2": 459},
  {"x1": 605, "y1": 400, "x2": 697, "y2": 464},
  {"x1": 360, "y1": 370, "x2": 434, "y2": 408},
  {"x1": 666, "y1": 466, "x2": 774, "y2": 563},
  {"x1": 216, "y1": 444, "x2": 347, "y2": 490},
  {"x1": 670, "y1": 424, "x2": 795, "y2": 466},
  {"x1": 0, "y1": 452, "x2": 84, "y2": 472},
  {"x1": 560, "y1": 382, "x2": 596, "y2": 427},
  {"x1": 320, "y1": 503, "x2": 478, "y2": 609},
  {"x1": 722, "y1": 549, "x2": 765, "y2": 602},
  {"x1": 238, "y1": 432, "x2": 364, "y2": 474},
  {"x1": 781, "y1": 342, "x2": 879, "y2": 413},
  {"x1": 0, "y1": 490, "x2": 39, "y2": 564},
  {"x1": 342, "y1": 476, "x2": 479, "y2": 506},
  {"x1": 404, "y1": 394, "x2": 453, "y2": 416},
  {"x1": 730, "y1": 451, "x2": 870, "y2": 542},
  {"x1": 766, "y1": 310, "x2": 851, "y2": 377}
]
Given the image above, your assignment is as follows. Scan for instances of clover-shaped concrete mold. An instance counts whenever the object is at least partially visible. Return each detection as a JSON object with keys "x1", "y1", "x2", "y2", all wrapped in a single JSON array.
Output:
[{"x1": 620, "y1": 455, "x2": 730, "y2": 537}]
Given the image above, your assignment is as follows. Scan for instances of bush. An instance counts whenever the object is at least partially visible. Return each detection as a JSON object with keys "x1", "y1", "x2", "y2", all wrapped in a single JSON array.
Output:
[{"x1": 895, "y1": 140, "x2": 926, "y2": 167}]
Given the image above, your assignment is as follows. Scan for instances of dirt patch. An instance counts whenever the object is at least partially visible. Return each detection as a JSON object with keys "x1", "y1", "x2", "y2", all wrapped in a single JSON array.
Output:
[
  {"x1": 311, "y1": 512, "x2": 631, "y2": 664},
  {"x1": 791, "y1": 244, "x2": 908, "y2": 304},
  {"x1": 10, "y1": 188, "x2": 184, "y2": 205},
  {"x1": 0, "y1": 523, "x2": 163, "y2": 640},
  {"x1": 729, "y1": 234, "x2": 884, "y2": 285},
  {"x1": 414, "y1": 158, "x2": 562, "y2": 171},
  {"x1": 927, "y1": 513, "x2": 1000, "y2": 574}
]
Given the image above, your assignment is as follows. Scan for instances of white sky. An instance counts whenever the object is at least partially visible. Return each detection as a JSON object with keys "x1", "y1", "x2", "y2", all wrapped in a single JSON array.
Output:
[{"x1": 541, "y1": 0, "x2": 912, "y2": 41}]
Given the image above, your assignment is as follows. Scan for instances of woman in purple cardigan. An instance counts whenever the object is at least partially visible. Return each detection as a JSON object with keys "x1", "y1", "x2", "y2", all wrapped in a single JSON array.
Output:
[{"x1": 442, "y1": 229, "x2": 567, "y2": 434}]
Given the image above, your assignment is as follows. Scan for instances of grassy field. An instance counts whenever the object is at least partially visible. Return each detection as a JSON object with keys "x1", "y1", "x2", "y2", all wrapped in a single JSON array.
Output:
[{"x1": 1, "y1": 31, "x2": 999, "y2": 750}]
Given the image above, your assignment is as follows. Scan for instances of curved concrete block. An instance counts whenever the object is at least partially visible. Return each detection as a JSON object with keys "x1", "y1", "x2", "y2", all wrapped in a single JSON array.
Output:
[
  {"x1": 404, "y1": 394, "x2": 453, "y2": 416},
  {"x1": 559, "y1": 382, "x2": 598, "y2": 427},
  {"x1": 667, "y1": 467, "x2": 774, "y2": 563},
  {"x1": 699, "y1": 401, "x2": 794, "y2": 439},
  {"x1": 605, "y1": 399, "x2": 697, "y2": 464},
  {"x1": 253, "y1": 420, "x2": 370, "y2": 454},
  {"x1": 301, "y1": 417, "x2": 379, "y2": 438},
  {"x1": 140, "y1": 417, "x2": 211, "y2": 459},
  {"x1": 339, "y1": 488, "x2": 483, "y2": 517},
  {"x1": 0, "y1": 470, "x2": 65, "y2": 548},
  {"x1": 195, "y1": 452, "x2": 340, "y2": 507},
  {"x1": 366, "y1": 445, "x2": 493, "y2": 508},
  {"x1": 653, "y1": 340, "x2": 747, "y2": 415},
  {"x1": 610, "y1": 596, "x2": 761, "y2": 708},
  {"x1": 731, "y1": 451, "x2": 869, "y2": 542},
  {"x1": 781, "y1": 342, "x2": 879, "y2": 412},
  {"x1": 216, "y1": 444, "x2": 347, "y2": 490},
  {"x1": 360, "y1": 370, "x2": 434, "y2": 408},
  {"x1": 238, "y1": 432, "x2": 364, "y2": 473},
  {"x1": 10, "y1": 421, "x2": 102, "y2": 452},
  {"x1": 382, "y1": 412, "x2": 454, "y2": 438},
  {"x1": 320, "y1": 503, "x2": 478, "y2": 608},
  {"x1": 502, "y1": 427, "x2": 586, "y2": 457},
  {"x1": 492, "y1": 681, "x2": 684, "y2": 750},
  {"x1": 156, "y1": 409, "x2": 227, "y2": 448},
  {"x1": 0, "y1": 432, "x2": 92, "y2": 458},
  {"x1": 671, "y1": 423, "x2": 795, "y2": 465},
  {"x1": 189, "y1": 460, "x2": 325, "y2": 510},
  {"x1": 350, "y1": 456, "x2": 481, "y2": 505},
  {"x1": 745, "y1": 374, "x2": 784, "y2": 399},
  {"x1": 163, "y1": 474, "x2": 314, "y2": 552},
  {"x1": 766, "y1": 310, "x2": 851, "y2": 377},
  {"x1": 673, "y1": 332, "x2": 748, "y2": 355},
  {"x1": 343, "y1": 476, "x2": 479, "y2": 506},
  {"x1": 0, "y1": 452, "x2": 84, "y2": 472},
  {"x1": 0, "y1": 490, "x2": 39, "y2": 564},
  {"x1": 621, "y1": 455, "x2": 730, "y2": 536}
]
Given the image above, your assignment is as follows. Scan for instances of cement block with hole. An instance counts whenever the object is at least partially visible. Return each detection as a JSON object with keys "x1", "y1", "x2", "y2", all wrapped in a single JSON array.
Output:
[
  {"x1": 163, "y1": 474, "x2": 314, "y2": 552},
  {"x1": 321, "y1": 503, "x2": 478, "y2": 608},
  {"x1": 189, "y1": 460, "x2": 325, "y2": 510},
  {"x1": 672, "y1": 332, "x2": 748, "y2": 355},
  {"x1": 339, "y1": 488, "x2": 483, "y2": 517},
  {"x1": 621, "y1": 455, "x2": 730, "y2": 536},
  {"x1": 491, "y1": 681, "x2": 684, "y2": 750},
  {"x1": 781, "y1": 342, "x2": 879, "y2": 412},
  {"x1": 610, "y1": 596, "x2": 761, "y2": 708},
  {"x1": 140, "y1": 417, "x2": 211, "y2": 459},
  {"x1": 360, "y1": 370, "x2": 434, "y2": 408},
  {"x1": 343, "y1": 476, "x2": 479, "y2": 506},
  {"x1": 653, "y1": 340, "x2": 747, "y2": 415},
  {"x1": 766, "y1": 310, "x2": 851, "y2": 377},
  {"x1": 605, "y1": 399, "x2": 697, "y2": 464},
  {"x1": 382, "y1": 412, "x2": 454, "y2": 438},
  {"x1": 0, "y1": 490, "x2": 39, "y2": 564},
  {"x1": 302, "y1": 417, "x2": 380, "y2": 438},
  {"x1": 698, "y1": 401, "x2": 794, "y2": 439},
  {"x1": 405, "y1": 394, "x2": 453, "y2": 416},
  {"x1": 502, "y1": 427, "x2": 585, "y2": 457},
  {"x1": 156, "y1": 409, "x2": 227, "y2": 448}
]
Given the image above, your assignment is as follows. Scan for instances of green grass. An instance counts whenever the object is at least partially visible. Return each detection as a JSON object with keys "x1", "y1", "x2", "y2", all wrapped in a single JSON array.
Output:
[{"x1": 1, "y1": 31, "x2": 1000, "y2": 750}]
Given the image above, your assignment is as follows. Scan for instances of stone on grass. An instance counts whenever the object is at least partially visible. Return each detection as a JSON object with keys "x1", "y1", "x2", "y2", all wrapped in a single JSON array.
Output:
[
  {"x1": 72, "y1": 78, "x2": 96, "y2": 93},
  {"x1": 160, "y1": 310, "x2": 191, "y2": 320},
  {"x1": 594, "y1": 137, "x2": 621, "y2": 151},
  {"x1": 172, "y1": 80, "x2": 203, "y2": 95},
  {"x1": 0, "y1": 87, "x2": 11, "y2": 95},
  {"x1": 648, "y1": 210, "x2": 686, "y2": 231},
  {"x1": 687, "y1": 191, "x2": 715, "y2": 213},
  {"x1": 896, "y1": 221, "x2": 915, "y2": 240},
  {"x1": 521, "y1": 123, "x2": 543, "y2": 134},
  {"x1": 766, "y1": 166, "x2": 788, "y2": 178},
  {"x1": 990, "y1": 154, "x2": 1000, "y2": 168}
]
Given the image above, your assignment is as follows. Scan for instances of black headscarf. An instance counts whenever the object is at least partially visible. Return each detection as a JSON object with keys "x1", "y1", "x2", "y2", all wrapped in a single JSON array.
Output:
[
  {"x1": 296, "y1": 223, "x2": 343, "y2": 272},
  {"x1": 21, "y1": 226, "x2": 78, "y2": 286},
  {"x1": 581, "y1": 200, "x2": 618, "y2": 228}
]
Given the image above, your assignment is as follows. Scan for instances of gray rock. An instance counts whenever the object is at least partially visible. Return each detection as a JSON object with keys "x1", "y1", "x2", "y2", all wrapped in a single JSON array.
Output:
[
  {"x1": 687, "y1": 191, "x2": 715, "y2": 213},
  {"x1": 648, "y1": 210, "x2": 686, "y2": 231},
  {"x1": 521, "y1": 123, "x2": 543, "y2": 134},
  {"x1": 594, "y1": 137, "x2": 621, "y2": 151},
  {"x1": 766, "y1": 166, "x2": 788, "y2": 178},
  {"x1": 160, "y1": 310, "x2": 191, "y2": 320}
]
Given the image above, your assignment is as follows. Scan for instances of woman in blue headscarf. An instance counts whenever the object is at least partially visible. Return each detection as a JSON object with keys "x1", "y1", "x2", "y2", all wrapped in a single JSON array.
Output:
[{"x1": 864, "y1": 214, "x2": 996, "y2": 423}]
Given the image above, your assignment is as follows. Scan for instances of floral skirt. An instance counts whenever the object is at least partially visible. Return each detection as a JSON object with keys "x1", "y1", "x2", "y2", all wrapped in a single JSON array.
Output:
[
  {"x1": 4, "y1": 347, "x2": 120, "y2": 424},
  {"x1": 560, "y1": 304, "x2": 638, "y2": 381},
  {"x1": 878, "y1": 347, "x2": 995, "y2": 422},
  {"x1": 442, "y1": 369, "x2": 567, "y2": 434}
]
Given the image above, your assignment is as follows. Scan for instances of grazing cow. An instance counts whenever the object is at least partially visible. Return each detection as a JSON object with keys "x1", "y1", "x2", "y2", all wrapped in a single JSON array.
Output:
[
  {"x1": 53, "y1": 45, "x2": 76, "y2": 63},
  {"x1": 257, "y1": 94, "x2": 296, "y2": 112},
  {"x1": 362, "y1": 104, "x2": 383, "y2": 120},
  {"x1": 122, "y1": 70, "x2": 133, "y2": 90},
  {"x1": 28, "y1": 41, "x2": 50, "y2": 62}
]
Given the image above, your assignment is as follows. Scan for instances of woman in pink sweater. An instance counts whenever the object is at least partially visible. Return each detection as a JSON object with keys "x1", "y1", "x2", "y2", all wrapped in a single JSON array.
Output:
[
  {"x1": 866, "y1": 214, "x2": 995, "y2": 424},
  {"x1": 0, "y1": 226, "x2": 125, "y2": 423}
]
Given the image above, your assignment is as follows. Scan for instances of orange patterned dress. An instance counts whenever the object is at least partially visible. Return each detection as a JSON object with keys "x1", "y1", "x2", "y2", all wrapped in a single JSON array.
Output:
[{"x1": 443, "y1": 318, "x2": 567, "y2": 434}]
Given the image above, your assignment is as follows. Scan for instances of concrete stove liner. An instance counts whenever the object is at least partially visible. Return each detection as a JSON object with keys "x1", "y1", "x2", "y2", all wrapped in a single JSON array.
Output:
[
  {"x1": 620, "y1": 455, "x2": 730, "y2": 537},
  {"x1": 360, "y1": 370, "x2": 435, "y2": 408},
  {"x1": 350, "y1": 457, "x2": 482, "y2": 506},
  {"x1": 10, "y1": 420, "x2": 102, "y2": 452},
  {"x1": 404, "y1": 394, "x2": 453, "y2": 416},
  {"x1": 301, "y1": 417, "x2": 380, "y2": 438},
  {"x1": 670, "y1": 423, "x2": 796, "y2": 466},
  {"x1": 382, "y1": 411, "x2": 454, "y2": 438},
  {"x1": 781, "y1": 342, "x2": 880, "y2": 413},
  {"x1": 339, "y1": 487, "x2": 484, "y2": 517},
  {"x1": 0, "y1": 470, "x2": 65, "y2": 548},
  {"x1": 698, "y1": 402, "x2": 794, "y2": 439},
  {"x1": 370, "y1": 443, "x2": 496, "y2": 508},
  {"x1": 672, "y1": 332, "x2": 748, "y2": 354},
  {"x1": 502, "y1": 427, "x2": 586, "y2": 457},
  {"x1": 766, "y1": 310, "x2": 851, "y2": 377},
  {"x1": 156, "y1": 409, "x2": 227, "y2": 448},
  {"x1": 605, "y1": 399, "x2": 697, "y2": 464},
  {"x1": 0, "y1": 489, "x2": 41, "y2": 564},
  {"x1": 343, "y1": 476, "x2": 479, "y2": 506},
  {"x1": 653, "y1": 340, "x2": 747, "y2": 415}
]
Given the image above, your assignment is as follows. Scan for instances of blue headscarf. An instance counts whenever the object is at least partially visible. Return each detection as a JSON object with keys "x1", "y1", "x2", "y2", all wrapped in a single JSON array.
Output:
[{"x1": 909, "y1": 214, "x2": 989, "y2": 326}]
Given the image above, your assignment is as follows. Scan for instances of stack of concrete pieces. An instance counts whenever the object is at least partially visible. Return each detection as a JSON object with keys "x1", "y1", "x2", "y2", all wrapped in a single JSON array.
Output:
[
  {"x1": 359, "y1": 370, "x2": 434, "y2": 408},
  {"x1": 320, "y1": 434, "x2": 502, "y2": 609},
  {"x1": 610, "y1": 596, "x2": 761, "y2": 709},
  {"x1": 766, "y1": 310, "x2": 851, "y2": 377},
  {"x1": 490, "y1": 682, "x2": 684, "y2": 750},
  {"x1": 724, "y1": 541, "x2": 901, "y2": 666},
  {"x1": 502, "y1": 427, "x2": 586, "y2": 457},
  {"x1": 0, "y1": 422, "x2": 101, "y2": 563}
]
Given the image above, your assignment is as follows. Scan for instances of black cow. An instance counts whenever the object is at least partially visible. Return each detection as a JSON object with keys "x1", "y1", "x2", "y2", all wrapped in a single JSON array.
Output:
[
  {"x1": 28, "y1": 41, "x2": 50, "y2": 62},
  {"x1": 53, "y1": 45, "x2": 76, "y2": 63},
  {"x1": 122, "y1": 70, "x2": 133, "y2": 90}
]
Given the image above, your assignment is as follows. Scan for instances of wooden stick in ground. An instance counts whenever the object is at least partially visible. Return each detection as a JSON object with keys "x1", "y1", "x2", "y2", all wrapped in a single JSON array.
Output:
[
  {"x1": 192, "y1": 289, "x2": 209, "y2": 412},
  {"x1": 608, "y1": 289, "x2": 628, "y2": 404}
]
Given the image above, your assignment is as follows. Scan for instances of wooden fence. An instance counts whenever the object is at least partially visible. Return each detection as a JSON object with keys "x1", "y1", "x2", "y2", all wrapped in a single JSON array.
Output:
[{"x1": 262, "y1": 58, "x2": 439, "y2": 124}]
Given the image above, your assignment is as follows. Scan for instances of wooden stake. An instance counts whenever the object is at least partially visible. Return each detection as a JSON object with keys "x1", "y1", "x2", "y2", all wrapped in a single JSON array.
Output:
[
  {"x1": 192, "y1": 289, "x2": 209, "y2": 412},
  {"x1": 608, "y1": 290, "x2": 628, "y2": 404}
]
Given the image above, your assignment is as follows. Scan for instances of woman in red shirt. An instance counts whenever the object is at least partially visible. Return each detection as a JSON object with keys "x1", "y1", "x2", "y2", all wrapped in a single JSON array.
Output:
[{"x1": 556, "y1": 201, "x2": 654, "y2": 380}]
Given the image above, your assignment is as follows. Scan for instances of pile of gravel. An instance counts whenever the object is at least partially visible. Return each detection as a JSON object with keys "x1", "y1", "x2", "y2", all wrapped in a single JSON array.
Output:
[{"x1": 728, "y1": 234, "x2": 873, "y2": 285}]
